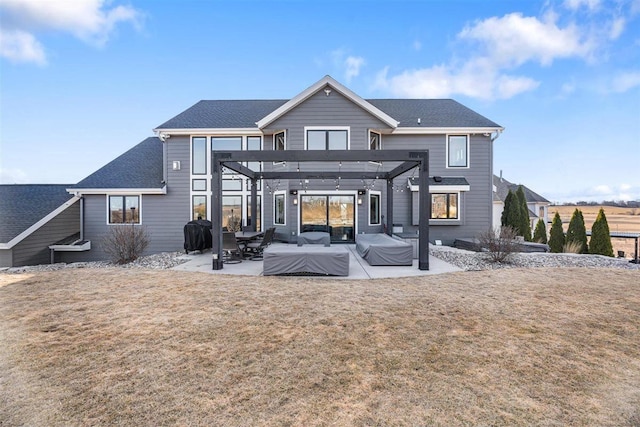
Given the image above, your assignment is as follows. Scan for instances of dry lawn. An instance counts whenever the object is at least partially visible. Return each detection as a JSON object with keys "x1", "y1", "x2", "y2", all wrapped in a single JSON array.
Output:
[
  {"x1": 1, "y1": 268, "x2": 639, "y2": 426},
  {"x1": 550, "y1": 205, "x2": 640, "y2": 257}
]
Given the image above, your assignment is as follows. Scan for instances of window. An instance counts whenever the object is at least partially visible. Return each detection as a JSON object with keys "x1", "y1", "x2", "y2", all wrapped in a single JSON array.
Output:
[
  {"x1": 246, "y1": 136, "x2": 262, "y2": 172},
  {"x1": 447, "y1": 135, "x2": 468, "y2": 168},
  {"x1": 369, "y1": 131, "x2": 381, "y2": 150},
  {"x1": 192, "y1": 179, "x2": 206, "y2": 191},
  {"x1": 192, "y1": 195, "x2": 207, "y2": 220},
  {"x1": 369, "y1": 192, "x2": 381, "y2": 225},
  {"x1": 192, "y1": 137, "x2": 207, "y2": 175},
  {"x1": 306, "y1": 129, "x2": 348, "y2": 150},
  {"x1": 431, "y1": 193, "x2": 458, "y2": 219},
  {"x1": 273, "y1": 131, "x2": 286, "y2": 151},
  {"x1": 274, "y1": 192, "x2": 285, "y2": 225},
  {"x1": 247, "y1": 195, "x2": 261, "y2": 231},
  {"x1": 222, "y1": 195, "x2": 242, "y2": 231},
  {"x1": 108, "y1": 195, "x2": 140, "y2": 224},
  {"x1": 222, "y1": 178, "x2": 242, "y2": 191},
  {"x1": 212, "y1": 136, "x2": 242, "y2": 151}
]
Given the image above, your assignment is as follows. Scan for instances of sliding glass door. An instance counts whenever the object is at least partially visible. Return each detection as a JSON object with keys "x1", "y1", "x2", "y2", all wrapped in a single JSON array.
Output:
[{"x1": 300, "y1": 195, "x2": 355, "y2": 243}]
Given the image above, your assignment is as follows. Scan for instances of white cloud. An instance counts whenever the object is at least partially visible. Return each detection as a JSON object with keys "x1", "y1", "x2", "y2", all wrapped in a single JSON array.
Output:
[
  {"x1": 459, "y1": 12, "x2": 594, "y2": 67},
  {"x1": 373, "y1": 11, "x2": 599, "y2": 100},
  {"x1": 0, "y1": 29, "x2": 46, "y2": 65},
  {"x1": 608, "y1": 17, "x2": 625, "y2": 40},
  {"x1": 0, "y1": 167, "x2": 29, "y2": 184},
  {"x1": 610, "y1": 71, "x2": 640, "y2": 92},
  {"x1": 344, "y1": 56, "x2": 365, "y2": 83},
  {"x1": 0, "y1": 0, "x2": 141, "y2": 64}
]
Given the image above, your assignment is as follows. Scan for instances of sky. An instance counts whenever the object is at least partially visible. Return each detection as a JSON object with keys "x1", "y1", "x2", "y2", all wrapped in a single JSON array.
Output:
[{"x1": 0, "y1": 0, "x2": 639, "y2": 204}]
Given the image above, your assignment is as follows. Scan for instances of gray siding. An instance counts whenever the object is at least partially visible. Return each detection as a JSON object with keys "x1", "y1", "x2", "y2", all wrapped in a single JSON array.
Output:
[
  {"x1": 66, "y1": 137, "x2": 191, "y2": 262},
  {"x1": 0, "y1": 249, "x2": 12, "y2": 268},
  {"x1": 264, "y1": 89, "x2": 393, "y2": 241},
  {"x1": 11, "y1": 201, "x2": 80, "y2": 267}
]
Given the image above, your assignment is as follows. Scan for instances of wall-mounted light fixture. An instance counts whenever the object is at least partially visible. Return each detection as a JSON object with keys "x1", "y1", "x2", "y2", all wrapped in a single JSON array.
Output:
[
  {"x1": 172, "y1": 161, "x2": 181, "y2": 171},
  {"x1": 290, "y1": 189, "x2": 298, "y2": 205},
  {"x1": 357, "y1": 189, "x2": 366, "y2": 205},
  {"x1": 293, "y1": 198, "x2": 298, "y2": 205}
]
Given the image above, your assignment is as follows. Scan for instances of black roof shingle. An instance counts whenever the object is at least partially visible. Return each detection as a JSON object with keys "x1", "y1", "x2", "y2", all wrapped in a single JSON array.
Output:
[
  {"x1": 71, "y1": 137, "x2": 164, "y2": 189},
  {"x1": 0, "y1": 184, "x2": 75, "y2": 243}
]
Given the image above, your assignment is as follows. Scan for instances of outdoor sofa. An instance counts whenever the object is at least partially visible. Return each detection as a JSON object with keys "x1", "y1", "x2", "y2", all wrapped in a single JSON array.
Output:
[{"x1": 355, "y1": 233, "x2": 413, "y2": 266}]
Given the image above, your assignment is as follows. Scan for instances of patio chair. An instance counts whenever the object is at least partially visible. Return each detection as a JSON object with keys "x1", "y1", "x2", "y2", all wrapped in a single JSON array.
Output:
[
  {"x1": 222, "y1": 231, "x2": 242, "y2": 264},
  {"x1": 246, "y1": 227, "x2": 275, "y2": 261}
]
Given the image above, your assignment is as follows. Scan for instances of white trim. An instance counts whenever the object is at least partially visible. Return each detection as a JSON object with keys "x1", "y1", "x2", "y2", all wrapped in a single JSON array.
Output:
[
  {"x1": 273, "y1": 130, "x2": 286, "y2": 151},
  {"x1": 446, "y1": 134, "x2": 470, "y2": 169},
  {"x1": 368, "y1": 130, "x2": 382, "y2": 150},
  {"x1": 392, "y1": 127, "x2": 503, "y2": 135},
  {"x1": 0, "y1": 196, "x2": 80, "y2": 249},
  {"x1": 429, "y1": 192, "x2": 462, "y2": 222},
  {"x1": 49, "y1": 240, "x2": 91, "y2": 252},
  {"x1": 273, "y1": 191, "x2": 286, "y2": 226},
  {"x1": 256, "y1": 75, "x2": 399, "y2": 129},
  {"x1": 68, "y1": 187, "x2": 166, "y2": 196},
  {"x1": 106, "y1": 194, "x2": 142, "y2": 225},
  {"x1": 154, "y1": 128, "x2": 263, "y2": 136},
  {"x1": 304, "y1": 126, "x2": 350, "y2": 150},
  {"x1": 408, "y1": 180, "x2": 470, "y2": 192},
  {"x1": 297, "y1": 190, "x2": 358, "y2": 235}
]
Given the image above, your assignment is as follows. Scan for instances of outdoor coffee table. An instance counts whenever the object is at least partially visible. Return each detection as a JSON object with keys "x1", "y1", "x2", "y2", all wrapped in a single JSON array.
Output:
[{"x1": 297, "y1": 231, "x2": 330, "y2": 246}]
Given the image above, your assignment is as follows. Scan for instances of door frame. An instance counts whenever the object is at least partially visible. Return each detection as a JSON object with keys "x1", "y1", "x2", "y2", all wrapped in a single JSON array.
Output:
[{"x1": 296, "y1": 190, "x2": 359, "y2": 240}]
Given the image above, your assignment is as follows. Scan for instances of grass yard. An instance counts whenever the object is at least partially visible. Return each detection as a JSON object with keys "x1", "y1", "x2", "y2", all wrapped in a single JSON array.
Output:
[{"x1": 1, "y1": 268, "x2": 639, "y2": 426}]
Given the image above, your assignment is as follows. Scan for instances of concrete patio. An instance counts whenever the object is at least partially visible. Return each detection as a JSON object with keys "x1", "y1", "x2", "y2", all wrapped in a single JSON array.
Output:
[{"x1": 171, "y1": 243, "x2": 462, "y2": 279}]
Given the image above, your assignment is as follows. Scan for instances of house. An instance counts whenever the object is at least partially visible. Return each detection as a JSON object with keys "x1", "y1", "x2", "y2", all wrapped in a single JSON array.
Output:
[
  {"x1": 15, "y1": 75, "x2": 503, "y2": 268},
  {"x1": 0, "y1": 185, "x2": 81, "y2": 268},
  {"x1": 492, "y1": 172, "x2": 550, "y2": 230}
]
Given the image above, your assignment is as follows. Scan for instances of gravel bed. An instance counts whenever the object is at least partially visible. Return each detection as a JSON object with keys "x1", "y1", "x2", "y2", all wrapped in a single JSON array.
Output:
[
  {"x1": 430, "y1": 248, "x2": 640, "y2": 271},
  {"x1": 1, "y1": 252, "x2": 189, "y2": 274}
]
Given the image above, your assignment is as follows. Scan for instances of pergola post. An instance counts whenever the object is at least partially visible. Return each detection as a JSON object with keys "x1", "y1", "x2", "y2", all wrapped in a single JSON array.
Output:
[
  {"x1": 250, "y1": 179, "x2": 258, "y2": 232},
  {"x1": 418, "y1": 152, "x2": 430, "y2": 270},
  {"x1": 211, "y1": 152, "x2": 223, "y2": 264},
  {"x1": 386, "y1": 178, "x2": 393, "y2": 236}
]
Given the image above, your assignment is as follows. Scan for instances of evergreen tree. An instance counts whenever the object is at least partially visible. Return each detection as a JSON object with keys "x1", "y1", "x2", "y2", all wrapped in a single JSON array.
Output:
[
  {"x1": 516, "y1": 186, "x2": 532, "y2": 241},
  {"x1": 501, "y1": 190, "x2": 522, "y2": 235},
  {"x1": 548, "y1": 212, "x2": 565, "y2": 253},
  {"x1": 533, "y1": 218, "x2": 547, "y2": 244},
  {"x1": 590, "y1": 208, "x2": 614, "y2": 257},
  {"x1": 566, "y1": 208, "x2": 588, "y2": 253}
]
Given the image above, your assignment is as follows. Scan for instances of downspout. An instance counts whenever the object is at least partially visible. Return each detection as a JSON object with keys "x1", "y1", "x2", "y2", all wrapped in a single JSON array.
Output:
[
  {"x1": 80, "y1": 196, "x2": 85, "y2": 241},
  {"x1": 489, "y1": 129, "x2": 503, "y2": 229}
]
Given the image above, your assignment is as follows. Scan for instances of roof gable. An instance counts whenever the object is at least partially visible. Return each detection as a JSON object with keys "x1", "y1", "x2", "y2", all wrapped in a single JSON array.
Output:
[
  {"x1": 493, "y1": 175, "x2": 550, "y2": 204},
  {"x1": 0, "y1": 185, "x2": 75, "y2": 243},
  {"x1": 256, "y1": 75, "x2": 400, "y2": 129}
]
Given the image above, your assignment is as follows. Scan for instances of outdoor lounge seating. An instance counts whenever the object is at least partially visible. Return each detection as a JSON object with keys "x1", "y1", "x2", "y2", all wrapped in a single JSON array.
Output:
[
  {"x1": 297, "y1": 231, "x2": 330, "y2": 246},
  {"x1": 263, "y1": 245, "x2": 349, "y2": 276},
  {"x1": 245, "y1": 227, "x2": 275, "y2": 260},
  {"x1": 355, "y1": 233, "x2": 413, "y2": 266}
]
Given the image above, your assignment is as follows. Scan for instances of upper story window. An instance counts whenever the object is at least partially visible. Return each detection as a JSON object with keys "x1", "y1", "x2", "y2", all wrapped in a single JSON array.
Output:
[
  {"x1": 306, "y1": 128, "x2": 349, "y2": 150},
  {"x1": 447, "y1": 135, "x2": 469, "y2": 168},
  {"x1": 369, "y1": 131, "x2": 381, "y2": 150},
  {"x1": 192, "y1": 137, "x2": 207, "y2": 175},
  {"x1": 273, "y1": 131, "x2": 286, "y2": 151},
  {"x1": 108, "y1": 195, "x2": 140, "y2": 224},
  {"x1": 212, "y1": 136, "x2": 242, "y2": 151}
]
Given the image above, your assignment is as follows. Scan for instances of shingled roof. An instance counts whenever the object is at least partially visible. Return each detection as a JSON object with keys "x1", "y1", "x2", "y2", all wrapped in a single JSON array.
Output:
[
  {"x1": 493, "y1": 175, "x2": 550, "y2": 204},
  {"x1": 155, "y1": 99, "x2": 501, "y2": 130},
  {"x1": 0, "y1": 184, "x2": 75, "y2": 243},
  {"x1": 71, "y1": 137, "x2": 164, "y2": 190}
]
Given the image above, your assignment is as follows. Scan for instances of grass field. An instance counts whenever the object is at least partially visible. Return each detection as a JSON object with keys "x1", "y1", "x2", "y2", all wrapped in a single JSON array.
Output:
[
  {"x1": 1, "y1": 268, "x2": 639, "y2": 426},
  {"x1": 549, "y1": 205, "x2": 640, "y2": 257}
]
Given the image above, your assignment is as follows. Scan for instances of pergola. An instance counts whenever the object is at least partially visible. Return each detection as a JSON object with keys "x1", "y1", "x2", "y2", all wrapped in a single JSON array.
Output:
[{"x1": 211, "y1": 150, "x2": 430, "y2": 270}]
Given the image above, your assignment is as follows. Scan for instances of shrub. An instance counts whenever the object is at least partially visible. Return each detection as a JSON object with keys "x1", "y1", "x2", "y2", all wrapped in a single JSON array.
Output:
[
  {"x1": 477, "y1": 226, "x2": 519, "y2": 263},
  {"x1": 548, "y1": 212, "x2": 565, "y2": 253},
  {"x1": 533, "y1": 218, "x2": 547, "y2": 244},
  {"x1": 566, "y1": 208, "x2": 588, "y2": 253},
  {"x1": 563, "y1": 240, "x2": 584, "y2": 254},
  {"x1": 589, "y1": 208, "x2": 614, "y2": 257},
  {"x1": 516, "y1": 186, "x2": 532, "y2": 241},
  {"x1": 102, "y1": 225, "x2": 150, "y2": 264},
  {"x1": 501, "y1": 190, "x2": 521, "y2": 232}
]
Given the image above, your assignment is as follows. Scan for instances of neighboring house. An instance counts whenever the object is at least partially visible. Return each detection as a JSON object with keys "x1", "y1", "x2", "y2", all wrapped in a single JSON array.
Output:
[
  {"x1": 492, "y1": 173, "x2": 550, "y2": 230},
  {"x1": 0, "y1": 185, "x2": 81, "y2": 267},
  {"x1": 18, "y1": 75, "x2": 504, "y2": 265}
]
